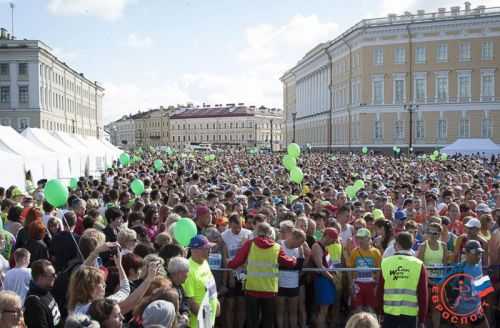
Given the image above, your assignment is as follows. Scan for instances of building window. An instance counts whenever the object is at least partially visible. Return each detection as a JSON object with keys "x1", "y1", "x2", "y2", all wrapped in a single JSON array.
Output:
[
  {"x1": 1, "y1": 118, "x2": 10, "y2": 126},
  {"x1": 437, "y1": 43, "x2": 448, "y2": 63},
  {"x1": 351, "y1": 81, "x2": 360, "y2": 105},
  {"x1": 372, "y1": 78, "x2": 384, "y2": 104},
  {"x1": 18, "y1": 63, "x2": 28, "y2": 76},
  {"x1": 373, "y1": 47, "x2": 384, "y2": 66},
  {"x1": 481, "y1": 118, "x2": 492, "y2": 138},
  {"x1": 435, "y1": 74, "x2": 448, "y2": 103},
  {"x1": 459, "y1": 117, "x2": 470, "y2": 138},
  {"x1": 438, "y1": 119, "x2": 447, "y2": 139},
  {"x1": 394, "y1": 47, "x2": 405, "y2": 64},
  {"x1": 0, "y1": 63, "x2": 9, "y2": 76},
  {"x1": 415, "y1": 47, "x2": 426, "y2": 64},
  {"x1": 415, "y1": 76, "x2": 426, "y2": 103},
  {"x1": 18, "y1": 86, "x2": 29, "y2": 104},
  {"x1": 457, "y1": 71, "x2": 471, "y2": 102},
  {"x1": 416, "y1": 119, "x2": 425, "y2": 140},
  {"x1": 0, "y1": 86, "x2": 9, "y2": 104},
  {"x1": 374, "y1": 119, "x2": 383, "y2": 140},
  {"x1": 459, "y1": 42, "x2": 471, "y2": 62},
  {"x1": 18, "y1": 118, "x2": 29, "y2": 130},
  {"x1": 393, "y1": 78, "x2": 405, "y2": 104},
  {"x1": 481, "y1": 41, "x2": 494, "y2": 60},
  {"x1": 394, "y1": 119, "x2": 404, "y2": 140},
  {"x1": 481, "y1": 70, "x2": 495, "y2": 101}
]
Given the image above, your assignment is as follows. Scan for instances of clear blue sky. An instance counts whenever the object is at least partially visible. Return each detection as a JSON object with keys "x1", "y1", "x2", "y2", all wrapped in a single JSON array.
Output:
[{"x1": 0, "y1": 0, "x2": 496, "y2": 122}]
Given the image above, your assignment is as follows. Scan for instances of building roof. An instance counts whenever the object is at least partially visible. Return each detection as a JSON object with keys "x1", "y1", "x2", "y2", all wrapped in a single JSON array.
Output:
[
  {"x1": 170, "y1": 105, "x2": 281, "y2": 120},
  {"x1": 281, "y1": 4, "x2": 500, "y2": 80}
]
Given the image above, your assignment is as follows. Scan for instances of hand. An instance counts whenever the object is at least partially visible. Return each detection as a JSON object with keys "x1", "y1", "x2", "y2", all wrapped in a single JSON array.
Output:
[
  {"x1": 113, "y1": 248, "x2": 123, "y2": 267},
  {"x1": 146, "y1": 261, "x2": 161, "y2": 281},
  {"x1": 95, "y1": 242, "x2": 120, "y2": 254}
]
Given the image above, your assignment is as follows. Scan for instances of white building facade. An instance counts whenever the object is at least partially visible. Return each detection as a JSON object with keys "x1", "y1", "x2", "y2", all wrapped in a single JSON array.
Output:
[{"x1": 0, "y1": 28, "x2": 104, "y2": 137}]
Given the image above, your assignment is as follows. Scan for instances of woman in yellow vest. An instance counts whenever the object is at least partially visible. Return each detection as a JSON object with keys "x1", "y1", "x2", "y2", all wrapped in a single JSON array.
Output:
[
  {"x1": 227, "y1": 222, "x2": 300, "y2": 328},
  {"x1": 377, "y1": 232, "x2": 429, "y2": 328}
]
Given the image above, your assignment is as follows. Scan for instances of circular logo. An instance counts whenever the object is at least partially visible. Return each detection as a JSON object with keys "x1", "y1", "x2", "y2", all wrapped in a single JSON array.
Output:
[{"x1": 432, "y1": 273, "x2": 486, "y2": 325}]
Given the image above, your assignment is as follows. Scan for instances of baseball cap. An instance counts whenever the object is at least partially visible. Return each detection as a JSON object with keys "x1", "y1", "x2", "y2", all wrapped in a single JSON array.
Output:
[
  {"x1": 464, "y1": 218, "x2": 481, "y2": 229},
  {"x1": 475, "y1": 203, "x2": 492, "y2": 214},
  {"x1": 464, "y1": 240, "x2": 484, "y2": 254},
  {"x1": 11, "y1": 187, "x2": 26, "y2": 199},
  {"x1": 215, "y1": 217, "x2": 229, "y2": 226},
  {"x1": 188, "y1": 234, "x2": 215, "y2": 249},
  {"x1": 372, "y1": 209, "x2": 385, "y2": 221},
  {"x1": 394, "y1": 210, "x2": 408, "y2": 221},
  {"x1": 293, "y1": 202, "x2": 305, "y2": 214},
  {"x1": 323, "y1": 228, "x2": 339, "y2": 241},
  {"x1": 356, "y1": 228, "x2": 371, "y2": 238}
]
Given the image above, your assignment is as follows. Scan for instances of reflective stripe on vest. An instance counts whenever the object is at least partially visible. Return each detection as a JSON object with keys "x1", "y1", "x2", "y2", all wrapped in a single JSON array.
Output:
[
  {"x1": 381, "y1": 255, "x2": 423, "y2": 317},
  {"x1": 245, "y1": 242, "x2": 281, "y2": 293}
]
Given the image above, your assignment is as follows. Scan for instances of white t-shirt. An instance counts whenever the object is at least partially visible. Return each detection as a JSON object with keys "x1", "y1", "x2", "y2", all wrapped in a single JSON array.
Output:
[
  {"x1": 3, "y1": 267, "x2": 31, "y2": 303},
  {"x1": 340, "y1": 224, "x2": 354, "y2": 247},
  {"x1": 383, "y1": 240, "x2": 416, "y2": 258},
  {"x1": 222, "y1": 228, "x2": 252, "y2": 260},
  {"x1": 278, "y1": 240, "x2": 300, "y2": 288}
]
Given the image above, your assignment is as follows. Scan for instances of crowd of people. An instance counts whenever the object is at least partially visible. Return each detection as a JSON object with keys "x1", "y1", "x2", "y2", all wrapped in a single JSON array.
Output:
[{"x1": 0, "y1": 148, "x2": 498, "y2": 328}]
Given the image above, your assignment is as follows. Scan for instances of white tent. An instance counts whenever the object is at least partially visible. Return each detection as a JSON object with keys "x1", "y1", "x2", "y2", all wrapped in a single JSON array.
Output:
[
  {"x1": 21, "y1": 128, "x2": 76, "y2": 179},
  {"x1": 51, "y1": 132, "x2": 93, "y2": 176},
  {"x1": 72, "y1": 135, "x2": 107, "y2": 173},
  {"x1": 441, "y1": 138, "x2": 500, "y2": 156},
  {"x1": 0, "y1": 126, "x2": 59, "y2": 182},
  {"x1": 0, "y1": 149, "x2": 26, "y2": 189},
  {"x1": 101, "y1": 139, "x2": 122, "y2": 160}
]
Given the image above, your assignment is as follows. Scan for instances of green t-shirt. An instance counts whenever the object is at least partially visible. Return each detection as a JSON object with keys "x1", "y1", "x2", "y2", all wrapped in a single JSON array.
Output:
[{"x1": 182, "y1": 258, "x2": 218, "y2": 328}]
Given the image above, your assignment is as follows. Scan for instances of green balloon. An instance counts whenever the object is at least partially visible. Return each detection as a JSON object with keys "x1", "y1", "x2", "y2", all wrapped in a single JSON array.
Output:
[
  {"x1": 209, "y1": 154, "x2": 216, "y2": 161},
  {"x1": 282, "y1": 155, "x2": 297, "y2": 171},
  {"x1": 430, "y1": 154, "x2": 437, "y2": 161},
  {"x1": 433, "y1": 150, "x2": 439, "y2": 156},
  {"x1": 154, "y1": 159, "x2": 164, "y2": 171},
  {"x1": 130, "y1": 179, "x2": 145, "y2": 196},
  {"x1": 287, "y1": 143, "x2": 301, "y2": 158},
  {"x1": 392, "y1": 146, "x2": 397, "y2": 151},
  {"x1": 173, "y1": 217, "x2": 198, "y2": 247},
  {"x1": 69, "y1": 177, "x2": 78, "y2": 190},
  {"x1": 289, "y1": 167, "x2": 304, "y2": 184},
  {"x1": 345, "y1": 185, "x2": 357, "y2": 200},
  {"x1": 362, "y1": 147, "x2": 368, "y2": 154},
  {"x1": 395, "y1": 147, "x2": 401, "y2": 154},
  {"x1": 44, "y1": 179, "x2": 69, "y2": 208},
  {"x1": 354, "y1": 179, "x2": 365, "y2": 191},
  {"x1": 204, "y1": 155, "x2": 210, "y2": 161},
  {"x1": 119, "y1": 153, "x2": 130, "y2": 166},
  {"x1": 440, "y1": 153, "x2": 448, "y2": 161}
]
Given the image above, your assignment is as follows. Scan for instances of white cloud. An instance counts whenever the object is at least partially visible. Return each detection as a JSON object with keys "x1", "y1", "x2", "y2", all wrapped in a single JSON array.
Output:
[
  {"x1": 105, "y1": 14, "x2": 339, "y2": 123},
  {"x1": 126, "y1": 33, "x2": 153, "y2": 48},
  {"x1": 47, "y1": 0, "x2": 133, "y2": 20},
  {"x1": 103, "y1": 81, "x2": 192, "y2": 122},
  {"x1": 52, "y1": 47, "x2": 79, "y2": 63}
]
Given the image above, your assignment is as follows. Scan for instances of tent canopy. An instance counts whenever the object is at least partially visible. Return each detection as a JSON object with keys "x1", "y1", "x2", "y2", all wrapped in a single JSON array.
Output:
[
  {"x1": 441, "y1": 138, "x2": 500, "y2": 156},
  {"x1": 0, "y1": 149, "x2": 26, "y2": 189}
]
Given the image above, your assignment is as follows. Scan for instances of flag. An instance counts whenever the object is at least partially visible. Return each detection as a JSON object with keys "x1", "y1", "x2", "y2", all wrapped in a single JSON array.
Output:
[{"x1": 472, "y1": 275, "x2": 495, "y2": 298}]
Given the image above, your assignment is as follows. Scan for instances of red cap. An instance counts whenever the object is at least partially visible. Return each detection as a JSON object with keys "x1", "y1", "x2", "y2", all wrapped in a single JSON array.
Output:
[
  {"x1": 324, "y1": 227, "x2": 339, "y2": 241},
  {"x1": 324, "y1": 205, "x2": 338, "y2": 215}
]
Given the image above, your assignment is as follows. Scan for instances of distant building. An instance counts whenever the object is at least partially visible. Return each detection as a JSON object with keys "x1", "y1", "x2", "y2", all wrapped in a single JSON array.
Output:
[
  {"x1": 0, "y1": 28, "x2": 104, "y2": 137},
  {"x1": 169, "y1": 103, "x2": 284, "y2": 150},
  {"x1": 281, "y1": 3, "x2": 500, "y2": 151}
]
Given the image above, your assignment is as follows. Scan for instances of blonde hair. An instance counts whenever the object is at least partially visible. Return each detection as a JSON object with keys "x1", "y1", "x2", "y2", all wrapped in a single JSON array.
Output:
[
  {"x1": 67, "y1": 266, "x2": 105, "y2": 312},
  {"x1": 81, "y1": 228, "x2": 106, "y2": 248},
  {"x1": 345, "y1": 312, "x2": 380, "y2": 328},
  {"x1": 0, "y1": 291, "x2": 21, "y2": 321},
  {"x1": 117, "y1": 227, "x2": 137, "y2": 246}
]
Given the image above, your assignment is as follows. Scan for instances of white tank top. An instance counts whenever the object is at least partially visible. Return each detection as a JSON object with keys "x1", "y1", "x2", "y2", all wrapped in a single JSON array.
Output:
[
  {"x1": 222, "y1": 228, "x2": 251, "y2": 260},
  {"x1": 278, "y1": 240, "x2": 300, "y2": 288}
]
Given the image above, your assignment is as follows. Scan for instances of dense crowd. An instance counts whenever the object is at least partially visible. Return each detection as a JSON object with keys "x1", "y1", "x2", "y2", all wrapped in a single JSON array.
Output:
[{"x1": 0, "y1": 148, "x2": 498, "y2": 328}]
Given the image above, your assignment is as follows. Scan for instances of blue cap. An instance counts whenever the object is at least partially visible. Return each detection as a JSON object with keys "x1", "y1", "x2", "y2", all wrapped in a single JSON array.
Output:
[
  {"x1": 188, "y1": 234, "x2": 215, "y2": 249},
  {"x1": 293, "y1": 202, "x2": 305, "y2": 214},
  {"x1": 395, "y1": 210, "x2": 408, "y2": 221}
]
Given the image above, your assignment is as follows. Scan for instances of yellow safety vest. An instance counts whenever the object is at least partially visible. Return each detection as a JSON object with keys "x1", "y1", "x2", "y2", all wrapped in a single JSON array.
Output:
[
  {"x1": 245, "y1": 242, "x2": 280, "y2": 293},
  {"x1": 381, "y1": 254, "x2": 423, "y2": 316}
]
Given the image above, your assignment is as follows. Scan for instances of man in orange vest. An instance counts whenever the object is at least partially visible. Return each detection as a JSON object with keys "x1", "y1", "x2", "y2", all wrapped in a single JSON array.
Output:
[{"x1": 228, "y1": 222, "x2": 302, "y2": 328}]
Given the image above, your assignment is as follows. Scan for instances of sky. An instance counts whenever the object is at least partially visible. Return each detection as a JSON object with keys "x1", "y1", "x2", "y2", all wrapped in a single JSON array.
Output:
[{"x1": 0, "y1": 0, "x2": 498, "y2": 123}]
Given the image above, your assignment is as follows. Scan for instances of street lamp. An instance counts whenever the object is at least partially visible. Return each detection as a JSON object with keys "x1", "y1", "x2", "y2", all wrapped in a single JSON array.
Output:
[
  {"x1": 270, "y1": 118, "x2": 274, "y2": 152},
  {"x1": 404, "y1": 103, "x2": 419, "y2": 154},
  {"x1": 291, "y1": 112, "x2": 297, "y2": 143}
]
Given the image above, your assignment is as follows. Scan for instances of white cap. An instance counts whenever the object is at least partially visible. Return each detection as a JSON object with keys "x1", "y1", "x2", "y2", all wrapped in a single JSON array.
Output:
[
  {"x1": 464, "y1": 218, "x2": 481, "y2": 229},
  {"x1": 475, "y1": 203, "x2": 492, "y2": 214}
]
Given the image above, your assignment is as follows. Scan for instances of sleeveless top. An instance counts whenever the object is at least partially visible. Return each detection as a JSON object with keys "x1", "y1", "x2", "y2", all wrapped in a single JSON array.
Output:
[
  {"x1": 278, "y1": 240, "x2": 301, "y2": 288},
  {"x1": 423, "y1": 240, "x2": 444, "y2": 280}
]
